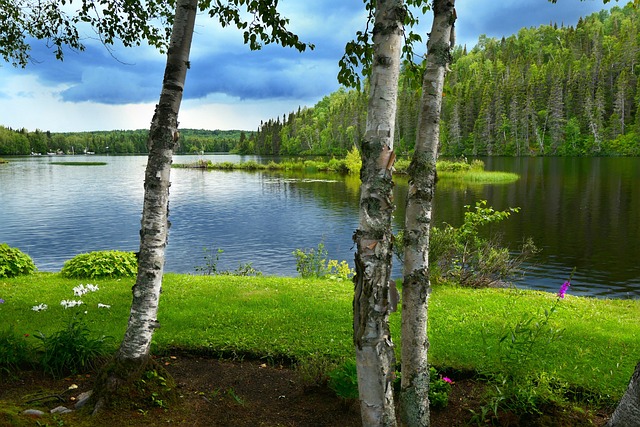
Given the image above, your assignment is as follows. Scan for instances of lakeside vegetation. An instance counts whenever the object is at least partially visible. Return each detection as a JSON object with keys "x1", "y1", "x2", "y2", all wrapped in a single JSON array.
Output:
[
  {"x1": 0, "y1": 272, "x2": 638, "y2": 406},
  {"x1": 173, "y1": 155, "x2": 520, "y2": 185}
]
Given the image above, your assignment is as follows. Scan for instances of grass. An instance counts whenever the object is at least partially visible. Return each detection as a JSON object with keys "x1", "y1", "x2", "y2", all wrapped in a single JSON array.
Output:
[
  {"x1": 174, "y1": 157, "x2": 520, "y2": 185},
  {"x1": 1, "y1": 273, "x2": 637, "y2": 403}
]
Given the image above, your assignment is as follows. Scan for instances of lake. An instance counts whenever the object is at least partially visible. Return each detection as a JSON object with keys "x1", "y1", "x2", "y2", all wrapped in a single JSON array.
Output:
[{"x1": 0, "y1": 155, "x2": 638, "y2": 299}]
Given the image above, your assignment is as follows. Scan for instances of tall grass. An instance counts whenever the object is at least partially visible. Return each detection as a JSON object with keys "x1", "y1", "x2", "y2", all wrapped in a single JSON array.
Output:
[{"x1": 1, "y1": 273, "x2": 637, "y2": 401}]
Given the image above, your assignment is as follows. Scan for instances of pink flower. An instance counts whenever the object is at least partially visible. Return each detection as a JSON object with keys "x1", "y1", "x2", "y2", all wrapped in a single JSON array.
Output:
[
  {"x1": 442, "y1": 377, "x2": 453, "y2": 384},
  {"x1": 557, "y1": 280, "x2": 571, "y2": 299}
]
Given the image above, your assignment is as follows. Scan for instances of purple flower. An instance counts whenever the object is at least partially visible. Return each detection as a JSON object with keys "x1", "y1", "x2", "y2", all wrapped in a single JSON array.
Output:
[
  {"x1": 557, "y1": 281, "x2": 571, "y2": 299},
  {"x1": 0, "y1": 298, "x2": 5, "y2": 304}
]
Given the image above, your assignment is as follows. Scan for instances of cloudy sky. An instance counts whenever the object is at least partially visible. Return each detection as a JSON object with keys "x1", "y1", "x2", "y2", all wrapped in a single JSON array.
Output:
[{"x1": 0, "y1": 0, "x2": 620, "y2": 133}]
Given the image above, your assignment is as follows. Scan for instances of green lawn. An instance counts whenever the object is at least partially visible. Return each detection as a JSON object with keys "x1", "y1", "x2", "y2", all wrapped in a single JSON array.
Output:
[{"x1": 1, "y1": 273, "x2": 637, "y2": 401}]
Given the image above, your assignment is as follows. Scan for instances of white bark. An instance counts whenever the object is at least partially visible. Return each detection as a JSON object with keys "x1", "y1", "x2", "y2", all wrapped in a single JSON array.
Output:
[
  {"x1": 399, "y1": 1, "x2": 455, "y2": 426},
  {"x1": 353, "y1": 0, "x2": 404, "y2": 425},
  {"x1": 117, "y1": 0, "x2": 197, "y2": 362},
  {"x1": 607, "y1": 362, "x2": 640, "y2": 427}
]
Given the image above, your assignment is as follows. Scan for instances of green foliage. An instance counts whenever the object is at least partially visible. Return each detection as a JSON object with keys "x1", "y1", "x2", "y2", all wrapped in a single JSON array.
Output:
[
  {"x1": 328, "y1": 360, "x2": 359, "y2": 400},
  {"x1": 194, "y1": 247, "x2": 261, "y2": 276},
  {"x1": 474, "y1": 293, "x2": 570, "y2": 421},
  {"x1": 395, "y1": 201, "x2": 536, "y2": 287},
  {"x1": 0, "y1": 325, "x2": 33, "y2": 375},
  {"x1": 429, "y1": 367, "x2": 453, "y2": 410},
  {"x1": 292, "y1": 242, "x2": 354, "y2": 280},
  {"x1": 344, "y1": 145, "x2": 362, "y2": 175},
  {"x1": 60, "y1": 250, "x2": 137, "y2": 279},
  {"x1": 35, "y1": 317, "x2": 112, "y2": 377},
  {"x1": 0, "y1": 243, "x2": 36, "y2": 278}
]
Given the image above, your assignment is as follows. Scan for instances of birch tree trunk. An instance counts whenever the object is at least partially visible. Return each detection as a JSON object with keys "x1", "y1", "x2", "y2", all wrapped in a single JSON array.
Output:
[
  {"x1": 606, "y1": 361, "x2": 640, "y2": 427},
  {"x1": 92, "y1": 0, "x2": 197, "y2": 411},
  {"x1": 352, "y1": 0, "x2": 405, "y2": 425},
  {"x1": 399, "y1": 1, "x2": 456, "y2": 425}
]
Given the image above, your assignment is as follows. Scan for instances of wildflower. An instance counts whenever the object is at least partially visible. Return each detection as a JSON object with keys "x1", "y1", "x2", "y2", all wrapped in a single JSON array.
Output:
[
  {"x1": 557, "y1": 280, "x2": 571, "y2": 299},
  {"x1": 32, "y1": 303, "x2": 48, "y2": 312},
  {"x1": 0, "y1": 298, "x2": 5, "y2": 304},
  {"x1": 97, "y1": 303, "x2": 111, "y2": 309},
  {"x1": 442, "y1": 377, "x2": 453, "y2": 384},
  {"x1": 60, "y1": 300, "x2": 84, "y2": 309},
  {"x1": 73, "y1": 283, "x2": 99, "y2": 297}
]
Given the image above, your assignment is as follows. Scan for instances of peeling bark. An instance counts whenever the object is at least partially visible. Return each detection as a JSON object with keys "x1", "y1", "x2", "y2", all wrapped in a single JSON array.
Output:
[
  {"x1": 92, "y1": 0, "x2": 197, "y2": 412},
  {"x1": 399, "y1": 1, "x2": 456, "y2": 426},
  {"x1": 607, "y1": 361, "x2": 640, "y2": 427},
  {"x1": 353, "y1": 0, "x2": 405, "y2": 425}
]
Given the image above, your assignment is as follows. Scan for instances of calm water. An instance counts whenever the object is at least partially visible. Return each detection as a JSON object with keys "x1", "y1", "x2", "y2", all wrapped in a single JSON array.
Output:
[{"x1": 0, "y1": 155, "x2": 638, "y2": 299}]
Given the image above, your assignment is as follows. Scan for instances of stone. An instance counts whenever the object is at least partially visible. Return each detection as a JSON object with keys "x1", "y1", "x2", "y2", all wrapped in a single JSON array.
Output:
[
  {"x1": 50, "y1": 406, "x2": 73, "y2": 414},
  {"x1": 74, "y1": 390, "x2": 93, "y2": 409},
  {"x1": 22, "y1": 409, "x2": 45, "y2": 417}
]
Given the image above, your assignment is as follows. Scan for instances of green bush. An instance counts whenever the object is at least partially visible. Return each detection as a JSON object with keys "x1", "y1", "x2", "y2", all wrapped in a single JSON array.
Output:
[
  {"x1": 0, "y1": 325, "x2": 34, "y2": 375},
  {"x1": 328, "y1": 360, "x2": 359, "y2": 400},
  {"x1": 395, "y1": 201, "x2": 537, "y2": 288},
  {"x1": 35, "y1": 317, "x2": 112, "y2": 377},
  {"x1": 60, "y1": 250, "x2": 137, "y2": 279},
  {"x1": 0, "y1": 243, "x2": 36, "y2": 278}
]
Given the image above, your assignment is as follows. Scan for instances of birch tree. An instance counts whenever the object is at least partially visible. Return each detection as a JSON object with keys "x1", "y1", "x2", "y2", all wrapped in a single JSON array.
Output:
[
  {"x1": 606, "y1": 362, "x2": 640, "y2": 427},
  {"x1": 89, "y1": 1, "x2": 311, "y2": 411},
  {"x1": 344, "y1": 0, "x2": 405, "y2": 423},
  {"x1": 90, "y1": 0, "x2": 198, "y2": 412},
  {"x1": 399, "y1": 1, "x2": 456, "y2": 425}
]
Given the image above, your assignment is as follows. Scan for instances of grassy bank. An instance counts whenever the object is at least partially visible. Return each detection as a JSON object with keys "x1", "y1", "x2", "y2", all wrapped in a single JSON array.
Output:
[
  {"x1": 1, "y1": 273, "x2": 637, "y2": 403},
  {"x1": 173, "y1": 156, "x2": 520, "y2": 184}
]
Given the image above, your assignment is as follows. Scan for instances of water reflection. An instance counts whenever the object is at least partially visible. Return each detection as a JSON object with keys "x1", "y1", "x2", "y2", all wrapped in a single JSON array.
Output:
[{"x1": 0, "y1": 155, "x2": 638, "y2": 299}]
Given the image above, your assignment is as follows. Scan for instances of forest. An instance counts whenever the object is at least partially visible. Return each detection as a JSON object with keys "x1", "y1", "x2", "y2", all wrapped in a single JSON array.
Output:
[
  {"x1": 246, "y1": 4, "x2": 640, "y2": 157},
  {"x1": 0, "y1": 126, "x2": 247, "y2": 156},
  {"x1": 2, "y1": 5, "x2": 640, "y2": 158}
]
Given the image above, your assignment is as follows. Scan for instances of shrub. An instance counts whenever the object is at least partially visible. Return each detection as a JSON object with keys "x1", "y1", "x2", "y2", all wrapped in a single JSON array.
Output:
[
  {"x1": 395, "y1": 201, "x2": 537, "y2": 288},
  {"x1": 0, "y1": 325, "x2": 34, "y2": 375},
  {"x1": 344, "y1": 146, "x2": 362, "y2": 175},
  {"x1": 35, "y1": 317, "x2": 112, "y2": 377},
  {"x1": 60, "y1": 250, "x2": 137, "y2": 279},
  {"x1": 293, "y1": 242, "x2": 354, "y2": 280},
  {"x1": 0, "y1": 243, "x2": 36, "y2": 278},
  {"x1": 328, "y1": 360, "x2": 359, "y2": 400}
]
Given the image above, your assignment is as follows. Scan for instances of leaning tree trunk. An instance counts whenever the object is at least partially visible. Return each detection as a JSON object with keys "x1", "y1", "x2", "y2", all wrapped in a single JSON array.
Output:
[
  {"x1": 606, "y1": 361, "x2": 640, "y2": 427},
  {"x1": 352, "y1": 1, "x2": 405, "y2": 425},
  {"x1": 399, "y1": 1, "x2": 456, "y2": 426},
  {"x1": 92, "y1": 0, "x2": 197, "y2": 412}
]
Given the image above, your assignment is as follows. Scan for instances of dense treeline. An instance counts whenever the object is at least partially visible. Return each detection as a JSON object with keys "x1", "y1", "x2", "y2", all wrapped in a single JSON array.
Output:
[
  {"x1": 248, "y1": 5, "x2": 640, "y2": 157},
  {"x1": 3, "y1": 6, "x2": 640, "y2": 158},
  {"x1": 0, "y1": 126, "x2": 247, "y2": 155}
]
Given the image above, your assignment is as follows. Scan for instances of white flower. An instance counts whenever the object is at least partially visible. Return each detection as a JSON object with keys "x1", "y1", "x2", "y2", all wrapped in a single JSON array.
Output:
[
  {"x1": 31, "y1": 303, "x2": 48, "y2": 312},
  {"x1": 97, "y1": 303, "x2": 111, "y2": 309},
  {"x1": 72, "y1": 284, "x2": 99, "y2": 296},
  {"x1": 60, "y1": 300, "x2": 84, "y2": 309}
]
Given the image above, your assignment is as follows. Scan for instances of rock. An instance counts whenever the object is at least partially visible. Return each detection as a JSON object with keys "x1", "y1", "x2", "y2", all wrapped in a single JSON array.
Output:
[
  {"x1": 50, "y1": 406, "x2": 73, "y2": 414},
  {"x1": 74, "y1": 390, "x2": 93, "y2": 409},
  {"x1": 22, "y1": 409, "x2": 45, "y2": 417}
]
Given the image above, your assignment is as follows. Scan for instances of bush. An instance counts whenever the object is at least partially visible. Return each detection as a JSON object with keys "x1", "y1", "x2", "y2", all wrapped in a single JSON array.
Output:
[
  {"x1": 35, "y1": 317, "x2": 112, "y2": 377},
  {"x1": 0, "y1": 243, "x2": 36, "y2": 278},
  {"x1": 0, "y1": 325, "x2": 34, "y2": 375},
  {"x1": 293, "y1": 242, "x2": 354, "y2": 280},
  {"x1": 60, "y1": 250, "x2": 137, "y2": 279},
  {"x1": 395, "y1": 201, "x2": 537, "y2": 288}
]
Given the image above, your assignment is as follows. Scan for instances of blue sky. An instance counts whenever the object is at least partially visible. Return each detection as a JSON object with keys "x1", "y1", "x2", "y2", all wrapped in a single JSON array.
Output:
[{"x1": 0, "y1": 0, "x2": 620, "y2": 132}]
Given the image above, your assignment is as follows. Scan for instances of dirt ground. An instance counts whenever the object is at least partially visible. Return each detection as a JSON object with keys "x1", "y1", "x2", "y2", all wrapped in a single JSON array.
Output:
[{"x1": 0, "y1": 353, "x2": 611, "y2": 427}]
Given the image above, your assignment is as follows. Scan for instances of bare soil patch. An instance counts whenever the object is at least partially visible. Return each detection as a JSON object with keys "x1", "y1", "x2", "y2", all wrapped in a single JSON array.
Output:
[{"x1": 0, "y1": 353, "x2": 611, "y2": 426}]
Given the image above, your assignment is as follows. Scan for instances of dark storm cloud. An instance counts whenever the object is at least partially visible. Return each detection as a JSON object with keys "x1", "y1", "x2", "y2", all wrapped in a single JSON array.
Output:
[{"x1": 6, "y1": 0, "x2": 617, "y2": 106}]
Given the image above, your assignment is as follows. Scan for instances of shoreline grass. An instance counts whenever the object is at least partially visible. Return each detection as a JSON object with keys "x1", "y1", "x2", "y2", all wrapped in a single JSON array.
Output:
[
  {"x1": 173, "y1": 157, "x2": 520, "y2": 184},
  {"x1": 1, "y1": 272, "x2": 637, "y2": 404}
]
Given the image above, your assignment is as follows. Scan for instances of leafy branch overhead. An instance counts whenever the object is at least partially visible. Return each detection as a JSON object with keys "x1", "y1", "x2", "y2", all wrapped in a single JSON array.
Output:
[
  {"x1": 1, "y1": 0, "x2": 313, "y2": 68},
  {"x1": 337, "y1": 0, "x2": 429, "y2": 89}
]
